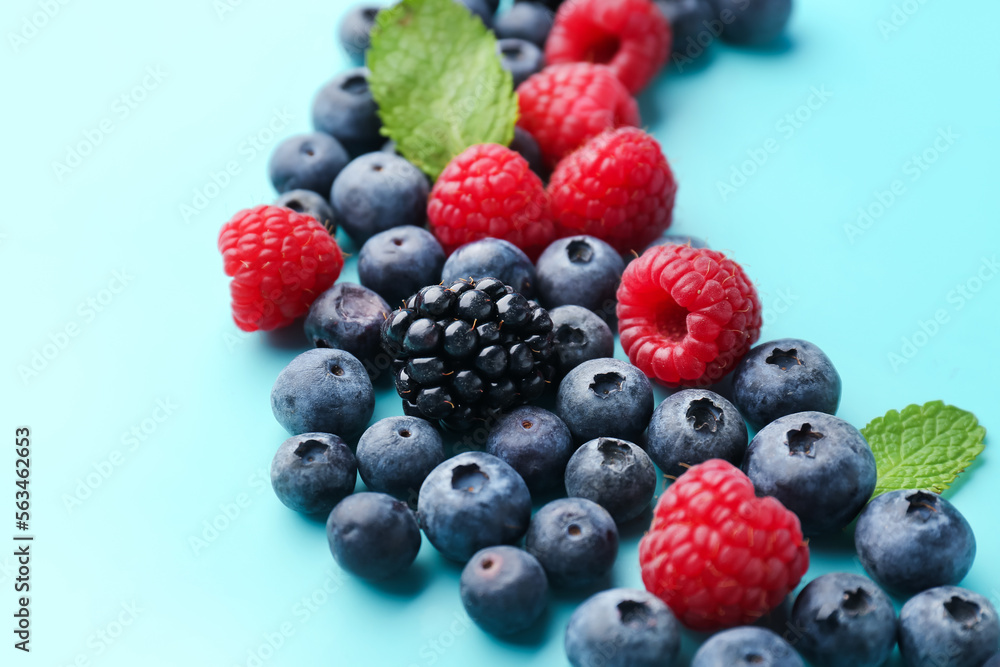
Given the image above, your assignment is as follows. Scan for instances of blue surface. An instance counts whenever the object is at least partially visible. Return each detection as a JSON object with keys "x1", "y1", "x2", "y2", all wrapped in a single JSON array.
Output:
[{"x1": 3, "y1": 0, "x2": 999, "y2": 665}]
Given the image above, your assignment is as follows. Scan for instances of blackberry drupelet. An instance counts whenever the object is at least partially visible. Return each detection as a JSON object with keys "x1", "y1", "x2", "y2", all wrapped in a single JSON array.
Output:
[{"x1": 381, "y1": 278, "x2": 556, "y2": 429}]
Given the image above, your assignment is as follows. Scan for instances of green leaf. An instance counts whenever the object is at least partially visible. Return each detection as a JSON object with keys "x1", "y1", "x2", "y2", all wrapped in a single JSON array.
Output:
[
  {"x1": 367, "y1": 0, "x2": 517, "y2": 180},
  {"x1": 862, "y1": 400, "x2": 986, "y2": 498}
]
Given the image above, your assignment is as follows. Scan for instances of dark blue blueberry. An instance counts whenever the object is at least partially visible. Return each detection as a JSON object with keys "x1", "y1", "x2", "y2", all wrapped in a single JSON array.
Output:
[
  {"x1": 496, "y1": 38, "x2": 545, "y2": 88},
  {"x1": 455, "y1": 0, "x2": 494, "y2": 28},
  {"x1": 356, "y1": 416, "x2": 445, "y2": 505},
  {"x1": 548, "y1": 306, "x2": 615, "y2": 375},
  {"x1": 326, "y1": 492, "x2": 421, "y2": 580},
  {"x1": 417, "y1": 452, "x2": 531, "y2": 562},
  {"x1": 715, "y1": 0, "x2": 792, "y2": 46},
  {"x1": 536, "y1": 236, "x2": 625, "y2": 320},
  {"x1": 855, "y1": 490, "x2": 976, "y2": 596},
  {"x1": 358, "y1": 226, "x2": 446, "y2": 307},
  {"x1": 304, "y1": 282, "x2": 391, "y2": 367},
  {"x1": 460, "y1": 546, "x2": 548, "y2": 636},
  {"x1": 731, "y1": 338, "x2": 842, "y2": 431},
  {"x1": 312, "y1": 67, "x2": 383, "y2": 157},
  {"x1": 985, "y1": 654, "x2": 1000, "y2": 667},
  {"x1": 485, "y1": 406, "x2": 574, "y2": 494},
  {"x1": 338, "y1": 4, "x2": 381, "y2": 62},
  {"x1": 494, "y1": 2, "x2": 554, "y2": 48},
  {"x1": 331, "y1": 152, "x2": 430, "y2": 246},
  {"x1": 691, "y1": 627, "x2": 803, "y2": 667},
  {"x1": 899, "y1": 586, "x2": 1000, "y2": 667},
  {"x1": 510, "y1": 126, "x2": 546, "y2": 177},
  {"x1": 645, "y1": 389, "x2": 748, "y2": 478},
  {"x1": 274, "y1": 189, "x2": 336, "y2": 234},
  {"x1": 742, "y1": 411, "x2": 876, "y2": 535},
  {"x1": 555, "y1": 358, "x2": 654, "y2": 443},
  {"x1": 525, "y1": 497, "x2": 618, "y2": 588},
  {"x1": 440, "y1": 238, "x2": 536, "y2": 297},
  {"x1": 268, "y1": 132, "x2": 349, "y2": 196},
  {"x1": 270, "y1": 432, "x2": 356, "y2": 515},
  {"x1": 270, "y1": 348, "x2": 375, "y2": 439},
  {"x1": 791, "y1": 572, "x2": 896, "y2": 667},
  {"x1": 564, "y1": 438, "x2": 655, "y2": 524},
  {"x1": 565, "y1": 588, "x2": 680, "y2": 667},
  {"x1": 656, "y1": 0, "x2": 717, "y2": 55}
]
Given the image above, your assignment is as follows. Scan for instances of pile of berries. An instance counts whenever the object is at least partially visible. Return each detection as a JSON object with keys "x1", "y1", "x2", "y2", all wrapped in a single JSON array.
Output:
[{"x1": 214, "y1": 0, "x2": 999, "y2": 665}]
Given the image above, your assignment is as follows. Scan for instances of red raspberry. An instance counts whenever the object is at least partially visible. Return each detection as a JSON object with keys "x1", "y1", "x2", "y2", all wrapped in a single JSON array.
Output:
[
  {"x1": 427, "y1": 144, "x2": 556, "y2": 259},
  {"x1": 516, "y1": 63, "x2": 640, "y2": 168},
  {"x1": 218, "y1": 205, "x2": 343, "y2": 332},
  {"x1": 617, "y1": 244, "x2": 761, "y2": 386},
  {"x1": 545, "y1": 0, "x2": 671, "y2": 94},
  {"x1": 548, "y1": 127, "x2": 677, "y2": 254},
  {"x1": 639, "y1": 459, "x2": 810, "y2": 632}
]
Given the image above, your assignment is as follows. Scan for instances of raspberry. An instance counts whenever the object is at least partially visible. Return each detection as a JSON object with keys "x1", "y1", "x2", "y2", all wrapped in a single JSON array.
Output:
[
  {"x1": 638, "y1": 459, "x2": 810, "y2": 632},
  {"x1": 218, "y1": 205, "x2": 344, "y2": 332},
  {"x1": 545, "y1": 0, "x2": 671, "y2": 94},
  {"x1": 548, "y1": 127, "x2": 677, "y2": 254},
  {"x1": 427, "y1": 144, "x2": 556, "y2": 259},
  {"x1": 516, "y1": 63, "x2": 639, "y2": 168},
  {"x1": 617, "y1": 244, "x2": 762, "y2": 386}
]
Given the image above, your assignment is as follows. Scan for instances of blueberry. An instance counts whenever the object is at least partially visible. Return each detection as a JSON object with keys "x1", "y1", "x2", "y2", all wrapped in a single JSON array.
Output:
[
  {"x1": 485, "y1": 406, "x2": 574, "y2": 494},
  {"x1": 791, "y1": 572, "x2": 897, "y2": 667},
  {"x1": 731, "y1": 338, "x2": 842, "y2": 431},
  {"x1": 326, "y1": 492, "x2": 421, "y2": 580},
  {"x1": 536, "y1": 236, "x2": 625, "y2": 321},
  {"x1": 646, "y1": 389, "x2": 748, "y2": 478},
  {"x1": 338, "y1": 4, "x2": 381, "y2": 62},
  {"x1": 655, "y1": 0, "x2": 716, "y2": 55},
  {"x1": 331, "y1": 152, "x2": 430, "y2": 246},
  {"x1": 441, "y1": 238, "x2": 537, "y2": 297},
  {"x1": 854, "y1": 489, "x2": 976, "y2": 596},
  {"x1": 270, "y1": 433, "x2": 357, "y2": 515},
  {"x1": 460, "y1": 546, "x2": 548, "y2": 636},
  {"x1": 985, "y1": 654, "x2": 1000, "y2": 667},
  {"x1": 268, "y1": 132, "x2": 349, "y2": 196},
  {"x1": 304, "y1": 283, "x2": 391, "y2": 367},
  {"x1": 715, "y1": 0, "x2": 792, "y2": 46},
  {"x1": 494, "y1": 2, "x2": 554, "y2": 48},
  {"x1": 565, "y1": 588, "x2": 680, "y2": 667},
  {"x1": 496, "y1": 38, "x2": 545, "y2": 88},
  {"x1": 312, "y1": 67, "x2": 383, "y2": 157},
  {"x1": 356, "y1": 416, "x2": 445, "y2": 505},
  {"x1": 525, "y1": 497, "x2": 618, "y2": 588},
  {"x1": 274, "y1": 189, "x2": 336, "y2": 234},
  {"x1": 358, "y1": 226, "x2": 446, "y2": 307},
  {"x1": 556, "y1": 358, "x2": 654, "y2": 443},
  {"x1": 548, "y1": 306, "x2": 615, "y2": 375},
  {"x1": 455, "y1": 0, "x2": 494, "y2": 27},
  {"x1": 509, "y1": 126, "x2": 546, "y2": 177},
  {"x1": 691, "y1": 627, "x2": 803, "y2": 667},
  {"x1": 742, "y1": 411, "x2": 876, "y2": 535},
  {"x1": 270, "y1": 348, "x2": 375, "y2": 439},
  {"x1": 898, "y1": 586, "x2": 1000, "y2": 667},
  {"x1": 564, "y1": 438, "x2": 655, "y2": 523},
  {"x1": 417, "y1": 452, "x2": 532, "y2": 562}
]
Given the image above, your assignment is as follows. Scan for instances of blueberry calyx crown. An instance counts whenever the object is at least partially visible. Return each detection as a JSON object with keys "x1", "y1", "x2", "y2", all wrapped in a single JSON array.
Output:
[{"x1": 381, "y1": 277, "x2": 556, "y2": 430}]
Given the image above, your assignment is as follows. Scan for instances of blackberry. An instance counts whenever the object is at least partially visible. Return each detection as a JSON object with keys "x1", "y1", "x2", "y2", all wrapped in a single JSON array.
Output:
[{"x1": 381, "y1": 278, "x2": 556, "y2": 429}]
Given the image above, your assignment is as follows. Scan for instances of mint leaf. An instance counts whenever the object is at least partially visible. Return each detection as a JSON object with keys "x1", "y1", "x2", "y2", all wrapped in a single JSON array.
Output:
[
  {"x1": 862, "y1": 400, "x2": 986, "y2": 498},
  {"x1": 367, "y1": 0, "x2": 517, "y2": 179}
]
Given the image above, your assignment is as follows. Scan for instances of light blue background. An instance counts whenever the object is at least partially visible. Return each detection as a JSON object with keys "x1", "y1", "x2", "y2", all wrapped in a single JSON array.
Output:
[{"x1": 2, "y1": 0, "x2": 999, "y2": 665}]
